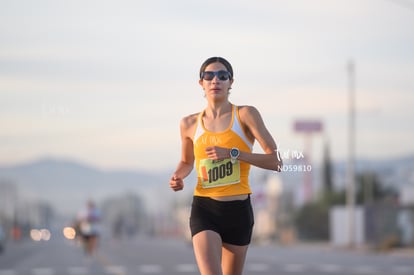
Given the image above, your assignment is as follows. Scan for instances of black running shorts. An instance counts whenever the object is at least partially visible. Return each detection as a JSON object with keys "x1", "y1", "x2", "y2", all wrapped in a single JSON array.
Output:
[{"x1": 189, "y1": 195, "x2": 254, "y2": 246}]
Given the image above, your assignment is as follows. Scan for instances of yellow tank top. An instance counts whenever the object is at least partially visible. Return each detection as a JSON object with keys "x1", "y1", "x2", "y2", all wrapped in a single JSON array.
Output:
[{"x1": 193, "y1": 105, "x2": 253, "y2": 197}]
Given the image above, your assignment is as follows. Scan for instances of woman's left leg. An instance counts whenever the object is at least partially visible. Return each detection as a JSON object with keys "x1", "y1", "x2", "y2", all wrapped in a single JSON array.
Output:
[{"x1": 221, "y1": 242, "x2": 249, "y2": 275}]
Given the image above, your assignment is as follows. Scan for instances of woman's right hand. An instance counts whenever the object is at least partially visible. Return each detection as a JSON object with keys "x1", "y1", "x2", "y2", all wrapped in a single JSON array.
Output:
[{"x1": 169, "y1": 174, "x2": 184, "y2": 192}]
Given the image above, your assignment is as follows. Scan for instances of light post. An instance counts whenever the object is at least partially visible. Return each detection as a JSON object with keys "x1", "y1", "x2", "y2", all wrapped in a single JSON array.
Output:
[{"x1": 346, "y1": 59, "x2": 356, "y2": 248}]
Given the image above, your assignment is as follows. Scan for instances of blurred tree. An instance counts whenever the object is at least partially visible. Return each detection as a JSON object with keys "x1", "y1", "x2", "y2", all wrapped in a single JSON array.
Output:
[
  {"x1": 355, "y1": 172, "x2": 397, "y2": 205},
  {"x1": 322, "y1": 140, "x2": 333, "y2": 194},
  {"x1": 294, "y1": 171, "x2": 396, "y2": 241},
  {"x1": 294, "y1": 200, "x2": 330, "y2": 240}
]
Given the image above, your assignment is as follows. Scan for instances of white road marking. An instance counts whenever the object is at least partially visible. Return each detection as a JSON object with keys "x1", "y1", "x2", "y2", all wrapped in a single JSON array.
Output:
[
  {"x1": 317, "y1": 264, "x2": 343, "y2": 273},
  {"x1": 284, "y1": 263, "x2": 306, "y2": 272},
  {"x1": 392, "y1": 266, "x2": 414, "y2": 273},
  {"x1": 175, "y1": 264, "x2": 198, "y2": 272},
  {"x1": 105, "y1": 265, "x2": 127, "y2": 274},
  {"x1": 247, "y1": 263, "x2": 270, "y2": 272},
  {"x1": 353, "y1": 265, "x2": 377, "y2": 274},
  {"x1": 3, "y1": 262, "x2": 410, "y2": 274},
  {"x1": 68, "y1": 266, "x2": 88, "y2": 274},
  {"x1": 138, "y1": 264, "x2": 162, "y2": 273},
  {"x1": 31, "y1": 268, "x2": 54, "y2": 275}
]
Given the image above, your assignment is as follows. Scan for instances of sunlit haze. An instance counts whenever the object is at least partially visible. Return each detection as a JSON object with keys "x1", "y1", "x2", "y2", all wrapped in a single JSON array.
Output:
[{"x1": 1, "y1": 0, "x2": 413, "y2": 171}]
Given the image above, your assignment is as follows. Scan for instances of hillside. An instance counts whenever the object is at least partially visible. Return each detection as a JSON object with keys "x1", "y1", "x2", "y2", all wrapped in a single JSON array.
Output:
[
  {"x1": 1, "y1": 154, "x2": 413, "y2": 217},
  {"x1": 0, "y1": 157, "x2": 190, "y2": 217}
]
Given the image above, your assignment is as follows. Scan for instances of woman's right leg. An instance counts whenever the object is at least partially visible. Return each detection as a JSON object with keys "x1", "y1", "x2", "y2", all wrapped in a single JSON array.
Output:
[{"x1": 192, "y1": 230, "x2": 223, "y2": 275}]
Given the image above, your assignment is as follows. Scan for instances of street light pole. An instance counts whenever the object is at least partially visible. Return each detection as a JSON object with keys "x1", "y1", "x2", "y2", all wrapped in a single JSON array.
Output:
[{"x1": 346, "y1": 59, "x2": 356, "y2": 248}]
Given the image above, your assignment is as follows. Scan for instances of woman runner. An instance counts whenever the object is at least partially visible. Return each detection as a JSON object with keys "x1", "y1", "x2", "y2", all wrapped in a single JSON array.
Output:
[{"x1": 170, "y1": 56, "x2": 282, "y2": 275}]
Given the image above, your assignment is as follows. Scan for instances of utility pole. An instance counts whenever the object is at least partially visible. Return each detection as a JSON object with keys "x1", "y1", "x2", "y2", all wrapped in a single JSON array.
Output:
[{"x1": 346, "y1": 59, "x2": 356, "y2": 248}]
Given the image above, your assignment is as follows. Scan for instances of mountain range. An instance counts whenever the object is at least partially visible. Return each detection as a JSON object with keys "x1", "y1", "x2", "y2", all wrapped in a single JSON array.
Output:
[
  {"x1": 0, "y1": 157, "x2": 193, "y2": 218},
  {"x1": 0, "y1": 154, "x2": 413, "y2": 218}
]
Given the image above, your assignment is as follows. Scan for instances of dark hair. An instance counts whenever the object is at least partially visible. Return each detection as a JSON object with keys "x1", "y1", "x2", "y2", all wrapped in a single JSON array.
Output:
[{"x1": 199, "y1": 57, "x2": 233, "y2": 80}]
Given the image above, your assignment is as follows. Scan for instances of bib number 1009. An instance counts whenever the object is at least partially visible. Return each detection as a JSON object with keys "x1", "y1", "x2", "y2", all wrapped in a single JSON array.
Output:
[{"x1": 201, "y1": 161, "x2": 233, "y2": 183}]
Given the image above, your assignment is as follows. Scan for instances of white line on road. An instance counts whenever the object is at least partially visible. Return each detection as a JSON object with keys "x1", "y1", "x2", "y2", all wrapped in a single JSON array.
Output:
[
  {"x1": 68, "y1": 266, "x2": 88, "y2": 275},
  {"x1": 138, "y1": 264, "x2": 162, "y2": 273},
  {"x1": 3, "y1": 263, "x2": 409, "y2": 275},
  {"x1": 317, "y1": 264, "x2": 343, "y2": 273},
  {"x1": 352, "y1": 265, "x2": 377, "y2": 274},
  {"x1": 175, "y1": 264, "x2": 198, "y2": 272},
  {"x1": 31, "y1": 268, "x2": 55, "y2": 275},
  {"x1": 247, "y1": 263, "x2": 270, "y2": 272},
  {"x1": 392, "y1": 266, "x2": 414, "y2": 273},
  {"x1": 105, "y1": 265, "x2": 127, "y2": 274},
  {"x1": 284, "y1": 263, "x2": 306, "y2": 273}
]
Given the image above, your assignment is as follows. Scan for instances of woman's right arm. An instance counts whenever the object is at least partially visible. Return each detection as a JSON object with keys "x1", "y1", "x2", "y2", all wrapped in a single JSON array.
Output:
[{"x1": 169, "y1": 115, "x2": 196, "y2": 192}]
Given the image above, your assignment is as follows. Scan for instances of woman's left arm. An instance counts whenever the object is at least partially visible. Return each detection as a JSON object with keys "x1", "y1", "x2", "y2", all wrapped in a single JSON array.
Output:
[{"x1": 238, "y1": 105, "x2": 282, "y2": 171}]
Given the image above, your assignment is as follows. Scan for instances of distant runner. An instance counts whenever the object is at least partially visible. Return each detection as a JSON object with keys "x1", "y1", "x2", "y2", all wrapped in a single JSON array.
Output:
[{"x1": 77, "y1": 200, "x2": 101, "y2": 256}]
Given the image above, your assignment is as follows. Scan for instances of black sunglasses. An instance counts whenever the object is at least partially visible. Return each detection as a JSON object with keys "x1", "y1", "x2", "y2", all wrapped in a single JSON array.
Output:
[{"x1": 201, "y1": 70, "x2": 232, "y2": 81}]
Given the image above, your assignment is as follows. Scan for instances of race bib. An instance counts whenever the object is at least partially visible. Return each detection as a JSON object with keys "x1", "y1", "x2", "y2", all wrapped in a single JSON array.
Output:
[{"x1": 199, "y1": 158, "x2": 240, "y2": 188}]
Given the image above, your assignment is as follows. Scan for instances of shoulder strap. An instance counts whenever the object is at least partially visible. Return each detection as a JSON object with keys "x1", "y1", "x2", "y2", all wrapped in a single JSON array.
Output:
[
  {"x1": 231, "y1": 106, "x2": 253, "y2": 149},
  {"x1": 193, "y1": 112, "x2": 205, "y2": 141}
]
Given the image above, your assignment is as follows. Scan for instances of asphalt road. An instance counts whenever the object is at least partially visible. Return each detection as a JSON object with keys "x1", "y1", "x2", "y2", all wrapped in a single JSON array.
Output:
[{"x1": 0, "y1": 234, "x2": 413, "y2": 275}]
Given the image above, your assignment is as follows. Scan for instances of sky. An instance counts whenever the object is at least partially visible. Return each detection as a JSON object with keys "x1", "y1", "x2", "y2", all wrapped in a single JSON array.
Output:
[{"x1": 1, "y1": 0, "x2": 414, "y2": 172}]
